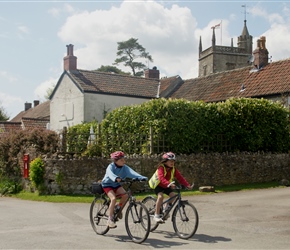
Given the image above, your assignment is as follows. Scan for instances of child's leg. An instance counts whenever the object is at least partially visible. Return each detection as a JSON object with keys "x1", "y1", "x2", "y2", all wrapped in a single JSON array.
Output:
[
  {"x1": 168, "y1": 191, "x2": 176, "y2": 204},
  {"x1": 106, "y1": 190, "x2": 117, "y2": 219},
  {"x1": 115, "y1": 186, "x2": 128, "y2": 208},
  {"x1": 155, "y1": 192, "x2": 164, "y2": 215}
]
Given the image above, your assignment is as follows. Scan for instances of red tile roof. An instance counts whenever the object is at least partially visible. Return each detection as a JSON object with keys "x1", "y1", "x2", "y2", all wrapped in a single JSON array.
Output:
[{"x1": 171, "y1": 58, "x2": 290, "y2": 102}]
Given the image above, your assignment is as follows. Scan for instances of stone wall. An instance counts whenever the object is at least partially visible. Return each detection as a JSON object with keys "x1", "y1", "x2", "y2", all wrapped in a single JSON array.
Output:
[{"x1": 35, "y1": 152, "x2": 290, "y2": 195}]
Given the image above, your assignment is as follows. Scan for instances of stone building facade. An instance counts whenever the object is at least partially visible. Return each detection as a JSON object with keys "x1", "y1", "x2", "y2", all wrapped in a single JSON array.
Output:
[{"x1": 198, "y1": 20, "x2": 253, "y2": 77}]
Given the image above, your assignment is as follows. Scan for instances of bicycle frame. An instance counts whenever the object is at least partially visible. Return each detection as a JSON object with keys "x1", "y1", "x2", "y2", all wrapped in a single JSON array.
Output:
[
  {"x1": 159, "y1": 188, "x2": 185, "y2": 220},
  {"x1": 97, "y1": 180, "x2": 137, "y2": 221},
  {"x1": 90, "y1": 179, "x2": 151, "y2": 244}
]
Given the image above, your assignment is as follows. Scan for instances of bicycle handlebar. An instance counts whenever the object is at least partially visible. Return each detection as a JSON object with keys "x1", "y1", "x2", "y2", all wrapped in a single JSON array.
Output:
[
  {"x1": 119, "y1": 178, "x2": 147, "y2": 184},
  {"x1": 168, "y1": 181, "x2": 194, "y2": 190}
]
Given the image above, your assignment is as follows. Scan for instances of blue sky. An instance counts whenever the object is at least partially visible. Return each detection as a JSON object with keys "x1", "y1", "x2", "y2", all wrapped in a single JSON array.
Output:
[{"x1": 1, "y1": 0, "x2": 290, "y2": 119}]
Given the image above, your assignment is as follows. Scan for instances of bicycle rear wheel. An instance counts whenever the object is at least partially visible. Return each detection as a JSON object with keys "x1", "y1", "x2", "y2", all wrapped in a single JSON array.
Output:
[
  {"x1": 89, "y1": 197, "x2": 110, "y2": 235},
  {"x1": 172, "y1": 201, "x2": 199, "y2": 239},
  {"x1": 125, "y1": 201, "x2": 150, "y2": 244},
  {"x1": 142, "y1": 196, "x2": 159, "y2": 232}
]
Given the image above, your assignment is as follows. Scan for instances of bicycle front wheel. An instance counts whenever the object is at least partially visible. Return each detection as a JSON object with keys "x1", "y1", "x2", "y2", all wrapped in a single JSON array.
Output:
[
  {"x1": 172, "y1": 201, "x2": 199, "y2": 239},
  {"x1": 142, "y1": 196, "x2": 159, "y2": 232},
  {"x1": 89, "y1": 197, "x2": 110, "y2": 235},
  {"x1": 125, "y1": 201, "x2": 150, "y2": 244}
]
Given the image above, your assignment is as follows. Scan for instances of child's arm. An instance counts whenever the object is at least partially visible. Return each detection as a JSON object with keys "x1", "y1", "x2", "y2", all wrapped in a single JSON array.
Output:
[
  {"x1": 124, "y1": 165, "x2": 148, "y2": 180},
  {"x1": 175, "y1": 168, "x2": 191, "y2": 188}
]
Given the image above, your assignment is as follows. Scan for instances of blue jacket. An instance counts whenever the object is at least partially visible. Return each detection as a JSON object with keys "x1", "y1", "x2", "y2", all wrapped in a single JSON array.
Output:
[{"x1": 101, "y1": 162, "x2": 148, "y2": 188}]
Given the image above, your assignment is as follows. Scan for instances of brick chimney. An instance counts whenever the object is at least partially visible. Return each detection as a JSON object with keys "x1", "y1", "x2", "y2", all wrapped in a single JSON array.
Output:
[
  {"x1": 253, "y1": 36, "x2": 269, "y2": 69},
  {"x1": 63, "y1": 44, "x2": 77, "y2": 71},
  {"x1": 34, "y1": 100, "x2": 40, "y2": 107},
  {"x1": 144, "y1": 66, "x2": 160, "y2": 79},
  {"x1": 24, "y1": 102, "x2": 32, "y2": 111}
]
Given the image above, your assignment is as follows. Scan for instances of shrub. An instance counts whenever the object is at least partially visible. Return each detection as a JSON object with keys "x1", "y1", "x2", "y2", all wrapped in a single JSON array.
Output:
[
  {"x1": 29, "y1": 158, "x2": 45, "y2": 189},
  {"x1": 0, "y1": 128, "x2": 59, "y2": 179},
  {"x1": 0, "y1": 176, "x2": 22, "y2": 195}
]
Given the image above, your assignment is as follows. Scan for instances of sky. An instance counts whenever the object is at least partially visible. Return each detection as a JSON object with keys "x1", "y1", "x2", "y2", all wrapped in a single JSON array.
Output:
[{"x1": 1, "y1": 0, "x2": 290, "y2": 120}]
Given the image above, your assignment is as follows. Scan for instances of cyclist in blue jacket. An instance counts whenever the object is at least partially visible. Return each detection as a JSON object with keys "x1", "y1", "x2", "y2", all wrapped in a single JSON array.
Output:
[{"x1": 101, "y1": 151, "x2": 148, "y2": 228}]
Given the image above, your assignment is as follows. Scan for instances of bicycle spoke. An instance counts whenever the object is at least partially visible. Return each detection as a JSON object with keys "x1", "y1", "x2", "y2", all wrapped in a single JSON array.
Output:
[
  {"x1": 89, "y1": 197, "x2": 110, "y2": 235},
  {"x1": 141, "y1": 196, "x2": 159, "y2": 232},
  {"x1": 125, "y1": 202, "x2": 150, "y2": 244},
  {"x1": 172, "y1": 202, "x2": 199, "y2": 239}
]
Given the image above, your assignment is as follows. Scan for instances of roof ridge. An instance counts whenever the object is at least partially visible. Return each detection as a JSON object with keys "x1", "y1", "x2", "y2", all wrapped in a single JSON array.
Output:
[{"x1": 77, "y1": 69, "x2": 159, "y2": 82}]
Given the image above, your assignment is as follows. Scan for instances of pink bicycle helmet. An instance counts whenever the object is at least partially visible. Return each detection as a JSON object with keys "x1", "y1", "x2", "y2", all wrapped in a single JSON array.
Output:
[
  {"x1": 162, "y1": 152, "x2": 176, "y2": 161},
  {"x1": 110, "y1": 151, "x2": 125, "y2": 160}
]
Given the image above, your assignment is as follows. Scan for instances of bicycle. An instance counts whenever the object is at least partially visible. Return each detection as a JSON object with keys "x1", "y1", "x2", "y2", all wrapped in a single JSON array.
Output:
[
  {"x1": 142, "y1": 182, "x2": 199, "y2": 239},
  {"x1": 89, "y1": 179, "x2": 151, "y2": 244}
]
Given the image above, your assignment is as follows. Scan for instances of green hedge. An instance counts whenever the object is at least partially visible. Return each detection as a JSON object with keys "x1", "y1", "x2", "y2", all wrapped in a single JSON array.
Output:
[{"x1": 101, "y1": 97, "x2": 290, "y2": 153}]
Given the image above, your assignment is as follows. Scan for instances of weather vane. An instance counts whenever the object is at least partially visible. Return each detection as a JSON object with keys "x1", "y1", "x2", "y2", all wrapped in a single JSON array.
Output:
[{"x1": 241, "y1": 4, "x2": 249, "y2": 21}]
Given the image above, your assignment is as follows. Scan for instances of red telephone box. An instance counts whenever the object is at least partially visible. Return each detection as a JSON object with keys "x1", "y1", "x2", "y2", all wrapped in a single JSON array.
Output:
[{"x1": 23, "y1": 154, "x2": 29, "y2": 178}]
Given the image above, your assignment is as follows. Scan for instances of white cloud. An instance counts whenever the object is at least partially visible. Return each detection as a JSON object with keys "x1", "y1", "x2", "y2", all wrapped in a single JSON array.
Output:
[
  {"x1": 48, "y1": 4, "x2": 75, "y2": 18},
  {"x1": 18, "y1": 25, "x2": 29, "y2": 34},
  {"x1": 249, "y1": 4, "x2": 290, "y2": 62},
  {"x1": 64, "y1": 3, "x2": 75, "y2": 14},
  {"x1": 0, "y1": 71, "x2": 18, "y2": 82},
  {"x1": 34, "y1": 78, "x2": 58, "y2": 101},
  {"x1": 54, "y1": 1, "x2": 290, "y2": 80},
  {"x1": 48, "y1": 7, "x2": 61, "y2": 18},
  {"x1": 0, "y1": 92, "x2": 23, "y2": 118},
  {"x1": 57, "y1": 1, "x2": 198, "y2": 78},
  {"x1": 0, "y1": 93, "x2": 22, "y2": 106}
]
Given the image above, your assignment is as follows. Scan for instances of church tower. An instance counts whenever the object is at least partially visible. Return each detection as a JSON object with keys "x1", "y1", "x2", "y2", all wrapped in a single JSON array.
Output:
[{"x1": 198, "y1": 20, "x2": 253, "y2": 77}]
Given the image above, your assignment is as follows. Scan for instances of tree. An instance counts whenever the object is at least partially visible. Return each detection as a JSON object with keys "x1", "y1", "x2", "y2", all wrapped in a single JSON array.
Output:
[
  {"x1": 95, "y1": 65, "x2": 131, "y2": 75},
  {"x1": 0, "y1": 103, "x2": 9, "y2": 121},
  {"x1": 45, "y1": 83, "x2": 56, "y2": 100},
  {"x1": 113, "y1": 38, "x2": 153, "y2": 77}
]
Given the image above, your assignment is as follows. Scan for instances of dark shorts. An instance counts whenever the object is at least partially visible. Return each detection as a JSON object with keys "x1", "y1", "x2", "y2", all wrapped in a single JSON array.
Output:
[
  {"x1": 154, "y1": 185, "x2": 174, "y2": 196},
  {"x1": 103, "y1": 186, "x2": 122, "y2": 194}
]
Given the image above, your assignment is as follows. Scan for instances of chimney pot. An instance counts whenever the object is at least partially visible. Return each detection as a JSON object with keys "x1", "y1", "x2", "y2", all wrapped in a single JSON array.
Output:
[
  {"x1": 253, "y1": 36, "x2": 269, "y2": 69},
  {"x1": 144, "y1": 66, "x2": 160, "y2": 79},
  {"x1": 34, "y1": 100, "x2": 40, "y2": 107},
  {"x1": 63, "y1": 44, "x2": 77, "y2": 71},
  {"x1": 24, "y1": 102, "x2": 32, "y2": 111}
]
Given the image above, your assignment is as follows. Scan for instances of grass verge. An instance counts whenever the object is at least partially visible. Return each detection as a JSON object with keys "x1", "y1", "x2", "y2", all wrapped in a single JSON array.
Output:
[{"x1": 7, "y1": 181, "x2": 284, "y2": 203}]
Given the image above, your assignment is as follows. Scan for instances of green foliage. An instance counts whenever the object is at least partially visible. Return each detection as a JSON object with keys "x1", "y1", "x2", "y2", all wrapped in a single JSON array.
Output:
[
  {"x1": 113, "y1": 37, "x2": 153, "y2": 76},
  {"x1": 0, "y1": 103, "x2": 9, "y2": 121},
  {"x1": 0, "y1": 128, "x2": 59, "y2": 179},
  {"x1": 44, "y1": 83, "x2": 56, "y2": 100},
  {"x1": 216, "y1": 98, "x2": 290, "y2": 152},
  {"x1": 66, "y1": 120, "x2": 99, "y2": 153},
  {"x1": 82, "y1": 144, "x2": 102, "y2": 157},
  {"x1": 95, "y1": 65, "x2": 131, "y2": 75},
  {"x1": 29, "y1": 158, "x2": 45, "y2": 188},
  {"x1": 63, "y1": 97, "x2": 290, "y2": 155},
  {"x1": 55, "y1": 172, "x2": 64, "y2": 185},
  {"x1": 0, "y1": 176, "x2": 22, "y2": 195},
  {"x1": 101, "y1": 97, "x2": 290, "y2": 154}
]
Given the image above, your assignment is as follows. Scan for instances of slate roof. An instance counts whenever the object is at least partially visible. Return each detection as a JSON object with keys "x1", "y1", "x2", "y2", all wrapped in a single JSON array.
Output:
[
  {"x1": 170, "y1": 58, "x2": 290, "y2": 102},
  {"x1": 61, "y1": 69, "x2": 162, "y2": 99}
]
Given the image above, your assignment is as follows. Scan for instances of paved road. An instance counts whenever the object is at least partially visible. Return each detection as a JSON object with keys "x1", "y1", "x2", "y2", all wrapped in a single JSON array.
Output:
[{"x1": 0, "y1": 187, "x2": 289, "y2": 249}]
